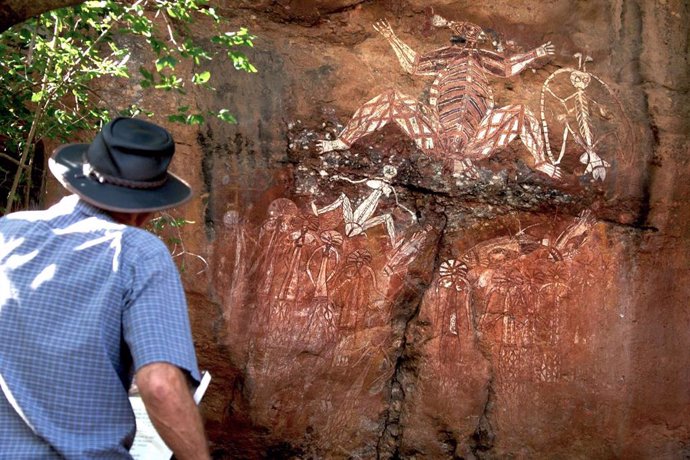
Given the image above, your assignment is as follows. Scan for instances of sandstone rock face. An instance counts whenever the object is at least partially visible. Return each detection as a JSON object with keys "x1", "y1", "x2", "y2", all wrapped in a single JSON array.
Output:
[{"x1": 90, "y1": 0, "x2": 689, "y2": 457}]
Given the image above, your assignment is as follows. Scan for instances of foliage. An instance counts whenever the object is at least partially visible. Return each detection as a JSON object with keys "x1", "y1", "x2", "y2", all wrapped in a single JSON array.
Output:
[
  {"x1": 148, "y1": 212, "x2": 209, "y2": 274},
  {"x1": 0, "y1": 0, "x2": 256, "y2": 213}
]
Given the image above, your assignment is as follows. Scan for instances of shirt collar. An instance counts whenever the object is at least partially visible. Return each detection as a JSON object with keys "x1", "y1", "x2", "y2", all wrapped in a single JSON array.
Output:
[{"x1": 61, "y1": 194, "x2": 118, "y2": 224}]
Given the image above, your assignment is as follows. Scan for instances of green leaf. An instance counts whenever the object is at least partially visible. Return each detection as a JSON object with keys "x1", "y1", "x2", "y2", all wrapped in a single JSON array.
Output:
[
  {"x1": 155, "y1": 55, "x2": 178, "y2": 72},
  {"x1": 167, "y1": 114, "x2": 187, "y2": 123},
  {"x1": 148, "y1": 37, "x2": 165, "y2": 55},
  {"x1": 216, "y1": 109, "x2": 237, "y2": 124},
  {"x1": 139, "y1": 66, "x2": 153, "y2": 80},
  {"x1": 192, "y1": 71, "x2": 211, "y2": 85},
  {"x1": 186, "y1": 114, "x2": 204, "y2": 125},
  {"x1": 202, "y1": 7, "x2": 220, "y2": 22},
  {"x1": 31, "y1": 91, "x2": 43, "y2": 102}
]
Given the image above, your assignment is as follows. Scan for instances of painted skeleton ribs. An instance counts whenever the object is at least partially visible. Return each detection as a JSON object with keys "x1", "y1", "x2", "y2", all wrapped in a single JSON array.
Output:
[{"x1": 318, "y1": 15, "x2": 560, "y2": 179}]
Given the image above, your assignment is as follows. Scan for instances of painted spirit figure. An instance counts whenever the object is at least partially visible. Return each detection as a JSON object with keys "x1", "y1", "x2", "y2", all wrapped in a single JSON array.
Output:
[
  {"x1": 540, "y1": 54, "x2": 627, "y2": 181},
  {"x1": 318, "y1": 15, "x2": 560, "y2": 179},
  {"x1": 311, "y1": 165, "x2": 416, "y2": 246}
]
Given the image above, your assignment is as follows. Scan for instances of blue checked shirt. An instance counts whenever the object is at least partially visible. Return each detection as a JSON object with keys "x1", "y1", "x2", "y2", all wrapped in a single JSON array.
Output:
[{"x1": 0, "y1": 195, "x2": 200, "y2": 458}]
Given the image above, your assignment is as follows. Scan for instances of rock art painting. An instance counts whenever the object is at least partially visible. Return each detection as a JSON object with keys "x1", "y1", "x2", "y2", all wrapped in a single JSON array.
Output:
[
  {"x1": 541, "y1": 54, "x2": 633, "y2": 181},
  {"x1": 427, "y1": 211, "x2": 595, "y2": 374},
  {"x1": 311, "y1": 165, "x2": 417, "y2": 246},
  {"x1": 318, "y1": 14, "x2": 560, "y2": 179},
  {"x1": 316, "y1": 16, "x2": 632, "y2": 185},
  {"x1": 210, "y1": 10, "x2": 640, "y2": 458},
  {"x1": 399, "y1": 211, "x2": 611, "y2": 457},
  {"x1": 217, "y1": 179, "x2": 436, "y2": 453}
]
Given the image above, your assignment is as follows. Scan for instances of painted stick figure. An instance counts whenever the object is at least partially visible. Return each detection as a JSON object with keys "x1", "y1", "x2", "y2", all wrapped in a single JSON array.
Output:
[
  {"x1": 311, "y1": 165, "x2": 416, "y2": 246},
  {"x1": 307, "y1": 230, "x2": 343, "y2": 299},
  {"x1": 541, "y1": 54, "x2": 624, "y2": 180},
  {"x1": 333, "y1": 249, "x2": 381, "y2": 331},
  {"x1": 278, "y1": 217, "x2": 318, "y2": 301}
]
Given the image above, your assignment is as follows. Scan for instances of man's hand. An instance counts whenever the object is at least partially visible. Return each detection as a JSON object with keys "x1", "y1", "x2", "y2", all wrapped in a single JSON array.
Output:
[
  {"x1": 136, "y1": 363, "x2": 210, "y2": 460},
  {"x1": 373, "y1": 19, "x2": 396, "y2": 40},
  {"x1": 536, "y1": 41, "x2": 555, "y2": 57}
]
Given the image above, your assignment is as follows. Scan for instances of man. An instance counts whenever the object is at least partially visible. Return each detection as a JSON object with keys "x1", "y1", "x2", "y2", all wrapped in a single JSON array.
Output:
[{"x1": 0, "y1": 117, "x2": 210, "y2": 458}]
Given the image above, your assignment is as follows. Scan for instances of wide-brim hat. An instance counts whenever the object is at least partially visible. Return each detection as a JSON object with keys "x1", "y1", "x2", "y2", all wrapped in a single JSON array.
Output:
[{"x1": 49, "y1": 117, "x2": 192, "y2": 213}]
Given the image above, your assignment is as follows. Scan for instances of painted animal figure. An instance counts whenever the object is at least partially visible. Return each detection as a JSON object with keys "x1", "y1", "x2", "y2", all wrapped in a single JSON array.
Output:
[{"x1": 318, "y1": 16, "x2": 560, "y2": 179}]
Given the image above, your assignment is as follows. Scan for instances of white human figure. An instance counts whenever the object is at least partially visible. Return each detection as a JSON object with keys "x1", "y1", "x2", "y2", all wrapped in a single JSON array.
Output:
[
  {"x1": 311, "y1": 165, "x2": 416, "y2": 246},
  {"x1": 541, "y1": 54, "x2": 617, "y2": 180}
]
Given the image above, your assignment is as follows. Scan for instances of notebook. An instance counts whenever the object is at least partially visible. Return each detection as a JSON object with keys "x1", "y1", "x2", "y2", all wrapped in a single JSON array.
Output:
[{"x1": 128, "y1": 371, "x2": 211, "y2": 459}]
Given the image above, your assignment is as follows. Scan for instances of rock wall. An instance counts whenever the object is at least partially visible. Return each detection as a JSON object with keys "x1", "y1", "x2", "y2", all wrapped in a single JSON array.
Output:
[{"x1": 78, "y1": 0, "x2": 690, "y2": 457}]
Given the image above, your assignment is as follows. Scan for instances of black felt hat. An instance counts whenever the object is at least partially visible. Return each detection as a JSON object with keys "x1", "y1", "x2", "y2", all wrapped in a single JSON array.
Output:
[{"x1": 49, "y1": 117, "x2": 192, "y2": 213}]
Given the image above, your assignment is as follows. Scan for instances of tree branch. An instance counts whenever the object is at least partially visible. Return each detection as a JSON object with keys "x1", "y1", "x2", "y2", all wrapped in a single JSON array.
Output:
[{"x1": 0, "y1": 0, "x2": 85, "y2": 33}]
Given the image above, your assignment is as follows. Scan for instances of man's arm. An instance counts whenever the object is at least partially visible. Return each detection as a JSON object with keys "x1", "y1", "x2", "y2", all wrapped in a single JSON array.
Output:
[
  {"x1": 373, "y1": 19, "x2": 441, "y2": 76},
  {"x1": 479, "y1": 42, "x2": 555, "y2": 77},
  {"x1": 374, "y1": 19, "x2": 416, "y2": 73},
  {"x1": 136, "y1": 362, "x2": 210, "y2": 460}
]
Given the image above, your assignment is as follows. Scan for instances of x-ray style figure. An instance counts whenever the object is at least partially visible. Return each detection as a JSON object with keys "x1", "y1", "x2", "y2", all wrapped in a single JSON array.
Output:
[
  {"x1": 307, "y1": 230, "x2": 343, "y2": 299},
  {"x1": 333, "y1": 249, "x2": 380, "y2": 330},
  {"x1": 278, "y1": 216, "x2": 318, "y2": 302},
  {"x1": 437, "y1": 259, "x2": 473, "y2": 334},
  {"x1": 311, "y1": 165, "x2": 416, "y2": 246},
  {"x1": 384, "y1": 224, "x2": 433, "y2": 275},
  {"x1": 298, "y1": 231, "x2": 343, "y2": 351},
  {"x1": 317, "y1": 15, "x2": 560, "y2": 179},
  {"x1": 251, "y1": 198, "x2": 300, "y2": 298},
  {"x1": 541, "y1": 54, "x2": 624, "y2": 181}
]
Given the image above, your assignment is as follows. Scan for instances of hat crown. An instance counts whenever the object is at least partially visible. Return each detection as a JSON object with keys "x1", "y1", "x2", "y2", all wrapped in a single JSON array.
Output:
[
  {"x1": 86, "y1": 117, "x2": 174, "y2": 183},
  {"x1": 49, "y1": 116, "x2": 192, "y2": 213}
]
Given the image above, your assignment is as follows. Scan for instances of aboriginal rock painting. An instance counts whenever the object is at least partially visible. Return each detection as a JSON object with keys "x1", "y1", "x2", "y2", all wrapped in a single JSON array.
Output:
[
  {"x1": 540, "y1": 54, "x2": 632, "y2": 180},
  {"x1": 221, "y1": 176, "x2": 433, "y2": 445},
  {"x1": 311, "y1": 165, "x2": 417, "y2": 246},
  {"x1": 395, "y1": 210, "x2": 610, "y2": 453},
  {"x1": 418, "y1": 211, "x2": 600, "y2": 393},
  {"x1": 213, "y1": 13, "x2": 632, "y2": 452},
  {"x1": 243, "y1": 191, "x2": 425, "y2": 360},
  {"x1": 318, "y1": 14, "x2": 560, "y2": 179},
  {"x1": 317, "y1": 15, "x2": 630, "y2": 182}
]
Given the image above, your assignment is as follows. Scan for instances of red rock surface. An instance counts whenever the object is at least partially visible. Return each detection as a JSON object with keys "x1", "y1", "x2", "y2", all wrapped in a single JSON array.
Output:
[{"x1": 49, "y1": 0, "x2": 689, "y2": 457}]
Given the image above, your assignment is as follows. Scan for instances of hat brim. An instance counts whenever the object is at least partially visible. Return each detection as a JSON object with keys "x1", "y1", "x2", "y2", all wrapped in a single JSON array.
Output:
[{"x1": 49, "y1": 144, "x2": 193, "y2": 213}]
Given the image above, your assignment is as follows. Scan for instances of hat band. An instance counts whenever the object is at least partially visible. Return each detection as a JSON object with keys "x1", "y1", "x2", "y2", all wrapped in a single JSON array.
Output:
[{"x1": 82, "y1": 162, "x2": 168, "y2": 190}]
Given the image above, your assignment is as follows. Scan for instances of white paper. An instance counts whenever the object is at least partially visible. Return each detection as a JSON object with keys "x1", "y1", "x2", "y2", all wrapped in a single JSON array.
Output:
[{"x1": 129, "y1": 371, "x2": 211, "y2": 460}]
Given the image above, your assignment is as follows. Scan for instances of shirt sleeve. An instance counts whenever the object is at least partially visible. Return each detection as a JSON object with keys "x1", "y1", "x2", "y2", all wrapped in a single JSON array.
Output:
[{"x1": 121, "y1": 232, "x2": 201, "y2": 385}]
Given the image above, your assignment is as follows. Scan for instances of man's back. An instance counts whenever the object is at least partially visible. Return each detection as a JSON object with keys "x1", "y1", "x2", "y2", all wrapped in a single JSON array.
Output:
[{"x1": 0, "y1": 195, "x2": 199, "y2": 458}]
